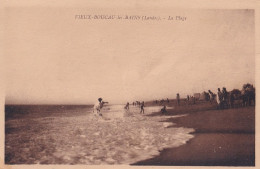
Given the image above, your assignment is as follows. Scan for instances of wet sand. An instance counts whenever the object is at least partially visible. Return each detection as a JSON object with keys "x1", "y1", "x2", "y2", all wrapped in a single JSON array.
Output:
[{"x1": 133, "y1": 103, "x2": 255, "y2": 166}]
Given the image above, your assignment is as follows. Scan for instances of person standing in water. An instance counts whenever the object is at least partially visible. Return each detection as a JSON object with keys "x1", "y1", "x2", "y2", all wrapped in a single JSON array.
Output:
[
  {"x1": 140, "y1": 101, "x2": 145, "y2": 114},
  {"x1": 93, "y1": 98, "x2": 108, "y2": 116},
  {"x1": 125, "y1": 102, "x2": 130, "y2": 110}
]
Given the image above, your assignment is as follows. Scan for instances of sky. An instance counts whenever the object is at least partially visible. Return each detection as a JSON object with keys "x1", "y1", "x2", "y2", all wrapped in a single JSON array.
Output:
[{"x1": 4, "y1": 9, "x2": 255, "y2": 104}]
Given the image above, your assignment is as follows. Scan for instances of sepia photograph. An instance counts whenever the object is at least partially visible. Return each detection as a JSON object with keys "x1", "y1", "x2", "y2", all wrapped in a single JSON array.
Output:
[{"x1": 1, "y1": 1, "x2": 258, "y2": 168}]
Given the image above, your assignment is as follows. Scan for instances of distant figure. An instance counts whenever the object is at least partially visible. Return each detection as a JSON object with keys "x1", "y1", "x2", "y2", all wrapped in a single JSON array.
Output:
[
  {"x1": 176, "y1": 93, "x2": 180, "y2": 106},
  {"x1": 155, "y1": 100, "x2": 158, "y2": 104},
  {"x1": 167, "y1": 98, "x2": 169, "y2": 103},
  {"x1": 192, "y1": 96, "x2": 196, "y2": 104},
  {"x1": 161, "y1": 105, "x2": 167, "y2": 114},
  {"x1": 160, "y1": 99, "x2": 165, "y2": 104},
  {"x1": 125, "y1": 102, "x2": 130, "y2": 110},
  {"x1": 186, "y1": 95, "x2": 190, "y2": 105},
  {"x1": 140, "y1": 101, "x2": 145, "y2": 114},
  {"x1": 136, "y1": 101, "x2": 140, "y2": 106},
  {"x1": 208, "y1": 90, "x2": 216, "y2": 104},
  {"x1": 222, "y1": 87, "x2": 229, "y2": 109},
  {"x1": 230, "y1": 93, "x2": 235, "y2": 108},
  {"x1": 216, "y1": 88, "x2": 223, "y2": 109},
  {"x1": 93, "y1": 98, "x2": 108, "y2": 116},
  {"x1": 241, "y1": 83, "x2": 255, "y2": 106}
]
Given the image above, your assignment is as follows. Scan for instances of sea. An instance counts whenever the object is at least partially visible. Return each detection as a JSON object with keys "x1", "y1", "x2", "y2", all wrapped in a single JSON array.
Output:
[{"x1": 5, "y1": 104, "x2": 194, "y2": 164}]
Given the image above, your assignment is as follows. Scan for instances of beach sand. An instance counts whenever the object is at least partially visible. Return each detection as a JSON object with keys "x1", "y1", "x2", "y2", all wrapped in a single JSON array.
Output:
[
  {"x1": 5, "y1": 101, "x2": 255, "y2": 165},
  {"x1": 133, "y1": 101, "x2": 255, "y2": 166}
]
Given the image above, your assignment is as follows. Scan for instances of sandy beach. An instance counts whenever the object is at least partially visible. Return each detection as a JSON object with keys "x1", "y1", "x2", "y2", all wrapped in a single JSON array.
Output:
[
  {"x1": 5, "y1": 101, "x2": 255, "y2": 166},
  {"x1": 133, "y1": 101, "x2": 255, "y2": 166}
]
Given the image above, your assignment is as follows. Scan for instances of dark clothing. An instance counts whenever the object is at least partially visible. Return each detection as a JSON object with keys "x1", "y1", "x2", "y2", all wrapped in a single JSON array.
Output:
[{"x1": 140, "y1": 104, "x2": 144, "y2": 114}]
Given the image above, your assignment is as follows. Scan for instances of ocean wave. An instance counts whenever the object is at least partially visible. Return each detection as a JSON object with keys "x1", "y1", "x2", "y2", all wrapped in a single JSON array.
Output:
[{"x1": 5, "y1": 105, "x2": 194, "y2": 164}]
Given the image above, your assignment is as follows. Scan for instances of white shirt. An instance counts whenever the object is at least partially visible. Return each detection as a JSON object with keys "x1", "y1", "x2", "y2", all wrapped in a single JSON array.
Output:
[{"x1": 93, "y1": 101, "x2": 105, "y2": 111}]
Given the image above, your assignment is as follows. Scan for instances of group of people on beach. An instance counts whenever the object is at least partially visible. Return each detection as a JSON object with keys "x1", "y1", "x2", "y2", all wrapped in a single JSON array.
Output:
[
  {"x1": 93, "y1": 83, "x2": 255, "y2": 116},
  {"x1": 154, "y1": 98, "x2": 170, "y2": 104},
  {"x1": 130, "y1": 101, "x2": 145, "y2": 114},
  {"x1": 173, "y1": 88, "x2": 227, "y2": 108},
  {"x1": 176, "y1": 93, "x2": 196, "y2": 106},
  {"x1": 174, "y1": 88, "x2": 227, "y2": 108},
  {"x1": 216, "y1": 87, "x2": 230, "y2": 109},
  {"x1": 93, "y1": 98, "x2": 145, "y2": 117},
  {"x1": 177, "y1": 93, "x2": 195, "y2": 106},
  {"x1": 186, "y1": 95, "x2": 196, "y2": 105},
  {"x1": 174, "y1": 86, "x2": 252, "y2": 109}
]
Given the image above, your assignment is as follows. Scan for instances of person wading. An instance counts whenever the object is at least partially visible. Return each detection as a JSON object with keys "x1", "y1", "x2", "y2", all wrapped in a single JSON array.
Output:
[
  {"x1": 93, "y1": 98, "x2": 108, "y2": 116},
  {"x1": 140, "y1": 101, "x2": 145, "y2": 114}
]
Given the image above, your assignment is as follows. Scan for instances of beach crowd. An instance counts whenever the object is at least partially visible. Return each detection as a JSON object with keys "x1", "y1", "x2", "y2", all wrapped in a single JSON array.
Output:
[{"x1": 93, "y1": 83, "x2": 255, "y2": 117}]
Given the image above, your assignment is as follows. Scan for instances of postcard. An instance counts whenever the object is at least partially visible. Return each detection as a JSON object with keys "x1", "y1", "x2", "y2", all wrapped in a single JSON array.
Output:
[{"x1": 0, "y1": 0, "x2": 259, "y2": 169}]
